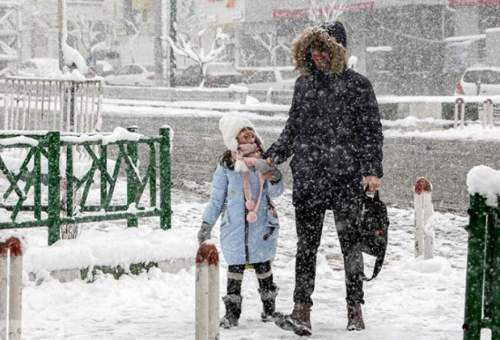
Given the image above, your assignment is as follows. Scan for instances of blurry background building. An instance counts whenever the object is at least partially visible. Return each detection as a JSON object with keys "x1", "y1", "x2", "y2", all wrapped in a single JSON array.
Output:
[{"x1": 13, "y1": 0, "x2": 500, "y2": 95}]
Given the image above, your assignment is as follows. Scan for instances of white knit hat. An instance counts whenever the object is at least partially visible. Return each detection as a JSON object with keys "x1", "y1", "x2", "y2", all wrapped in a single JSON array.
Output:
[{"x1": 218, "y1": 116, "x2": 264, "y2": 151}]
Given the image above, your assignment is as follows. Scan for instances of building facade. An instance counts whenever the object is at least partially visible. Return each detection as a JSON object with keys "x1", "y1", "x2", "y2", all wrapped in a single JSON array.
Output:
[{"x1": 196, "y1": 0, "x2": 500, "y2": 95}]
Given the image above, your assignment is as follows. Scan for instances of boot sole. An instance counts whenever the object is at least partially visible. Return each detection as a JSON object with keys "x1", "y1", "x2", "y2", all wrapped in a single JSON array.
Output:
[{"x1": 275, "y1": 315, "x2": 311, "y2": 336}]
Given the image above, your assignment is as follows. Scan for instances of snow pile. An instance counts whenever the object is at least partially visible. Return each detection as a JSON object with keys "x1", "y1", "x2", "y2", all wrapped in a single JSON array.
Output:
[
  {"x1": 62, "y1": 41, "x2": 89, "y2": 74},
  {"x1": 60, "y1": 69, "x2": 86, "y2": 81},
  {"x1": 385, "y1": 123, "x2": 500, "y2": 142},
  {"x1": 60, "y1": 127, "x2": 143, "y2": 145},
  {"x1": 467, "y1": 165, "x2": 500, "y2": 206},
  {"x1": 23, "y1": 226, "x2": 197, "y2": 273}
]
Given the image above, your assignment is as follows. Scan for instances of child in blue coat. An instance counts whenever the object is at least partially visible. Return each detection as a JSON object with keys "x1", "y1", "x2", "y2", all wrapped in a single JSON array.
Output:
[{"x1": 198, "y1": 116, "x2": 284, "y2": 329}]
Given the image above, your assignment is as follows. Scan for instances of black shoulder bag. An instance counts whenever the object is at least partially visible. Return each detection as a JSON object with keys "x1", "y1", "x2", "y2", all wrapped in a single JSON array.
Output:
[{"x1": 359, "y1": 189, "x2": 390, "y2": 281}]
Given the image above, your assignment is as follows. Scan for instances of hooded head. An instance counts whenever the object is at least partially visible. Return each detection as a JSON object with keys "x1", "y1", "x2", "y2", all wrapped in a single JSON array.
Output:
[
  {"x1": 219, "y1": 116, "x2": 264, "y2": 152},
  {"x1": 320, "y1": 21, "x2": 347, "y2": 48},
  {"x1": 292, "y1": 21, "x2": 347, "y2": 75}
]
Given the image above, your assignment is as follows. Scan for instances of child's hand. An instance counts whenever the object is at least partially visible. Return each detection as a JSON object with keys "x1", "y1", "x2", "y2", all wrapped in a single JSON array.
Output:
[
  {"x1": 262, "y1": 171, "x2": 274, "y2": 181},
  {"x1": 254, "y1": 159, "x2": 271, "y2": 173},
  {"x1": 198, "y1": 222, "x2": 212, "y2": 244}
]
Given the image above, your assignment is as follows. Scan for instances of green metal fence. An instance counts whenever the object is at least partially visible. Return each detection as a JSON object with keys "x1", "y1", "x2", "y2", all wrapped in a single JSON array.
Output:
[
  {"x1": 0, "y1": 127, "x2": 171, "y2": 245},
  {"x1": 463, "y1": 193, "x2": 500, "y2": 340}
]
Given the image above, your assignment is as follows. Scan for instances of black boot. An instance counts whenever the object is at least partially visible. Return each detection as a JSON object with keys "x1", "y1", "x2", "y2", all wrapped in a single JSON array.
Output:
[
  {"x1": 220, "y1": 294, "x2": 242, "y2": 329},
  {"x1": 259, "y1": 285, "x2": 279, "y2": 322},
  {"x1": 275, "y1": 303, "x2": 312, "y2": 336},
  {"x1": 346, "y1": 303, "x2": 365, "y2": 331}
]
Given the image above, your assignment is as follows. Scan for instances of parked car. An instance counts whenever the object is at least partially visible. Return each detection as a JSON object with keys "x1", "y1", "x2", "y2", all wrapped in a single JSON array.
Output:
[
  {"x1": 175, "y1": 64, "x2": 202, "y2": 87},
  {"x1": 92, "y1": 60, "x2": 115, "y2": 77},
  {"x1": 16, "y1": 58, "x2": 62, "y2": 77},
  {"x1": 455, "y1": 65, "x2": 500, "y2": 96},
  {"x1": 238, "y1": 66, "x2": 299, "y2": 91},
  {"x1": 174, "y1": 63, "x2": 243, "y2": 88},
  {"x1": 104, "y1": 64, "x2": 156, "y2": 86},
  {"x1": 205, "y1": 63, "x2": 243, "y2": 88}
]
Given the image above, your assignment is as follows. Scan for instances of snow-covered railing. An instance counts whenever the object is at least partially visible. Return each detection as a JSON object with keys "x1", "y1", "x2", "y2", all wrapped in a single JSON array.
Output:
[
  {"x1": 0, "y1": 236, "x2": 23, "y2": 340},
  {"x1": 2, "y1": 76, "x2": 103, "y2": 133},
  {"x1": 463, "y1": 165, "x2": 500, "y2": 340},
  {"x1": 0, "y1": 127, "x2": 172, "y2": 245}
]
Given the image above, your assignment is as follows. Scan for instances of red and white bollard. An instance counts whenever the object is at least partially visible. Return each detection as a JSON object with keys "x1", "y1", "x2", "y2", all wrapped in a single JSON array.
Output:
[
  {"x1": 481, "y1": 99, "x2": 494, "y2": 128},
  {"x1": 414, "y1": 178, "x2": 434, "y2": 259},
  {"x1": 195, "y1": 241, "x2": 219, "y2": 340},
  {"x1": 0, "y1": 237, "x2": 23, "y2": 340},
  {"x1": 454, "y1": 98, "x2": 465, "y2": 129}
]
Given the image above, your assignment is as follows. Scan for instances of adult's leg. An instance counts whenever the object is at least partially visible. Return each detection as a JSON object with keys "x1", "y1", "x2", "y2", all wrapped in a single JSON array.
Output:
[
  {"x1": 293, "y1": 206, "x2": 326, "y2": 306},
  {"x1": 334, "y1": 209, "x2": 365, "y2": 330},
  {"x1": 275, "y1": 206, "x2": 325, "y2": 336},
  {"x1": 334, "y1": 211, "x2": 364, "y2": 305}
]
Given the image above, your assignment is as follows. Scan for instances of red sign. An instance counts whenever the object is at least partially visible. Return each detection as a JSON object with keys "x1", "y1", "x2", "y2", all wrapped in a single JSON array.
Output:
[
  {"x1": 272, "y1": 1, "x2": 374, "y2": 19},
  {"x1": 449, "y1": 0, "x2": 500, "y2": 5}
]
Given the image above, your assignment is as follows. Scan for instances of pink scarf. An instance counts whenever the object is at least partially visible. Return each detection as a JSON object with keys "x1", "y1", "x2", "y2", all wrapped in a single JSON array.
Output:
[{"x1": 232, "y1": 143, "x2": 265, "y2": 223}]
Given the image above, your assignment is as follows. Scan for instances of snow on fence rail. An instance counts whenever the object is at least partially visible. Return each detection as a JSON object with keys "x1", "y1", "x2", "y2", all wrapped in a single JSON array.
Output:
[
  {"x1": 2, "y1": 77, "x2": 103, "y2": 133},
  {"x1": 0, "y1": 127, "x2": 172, "y2": 245}
]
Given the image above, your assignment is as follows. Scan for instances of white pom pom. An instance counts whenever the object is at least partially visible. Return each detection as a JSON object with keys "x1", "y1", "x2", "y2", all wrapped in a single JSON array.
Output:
[{"x1": 235, "y1": 159, "x2": 249, "y2": 172}]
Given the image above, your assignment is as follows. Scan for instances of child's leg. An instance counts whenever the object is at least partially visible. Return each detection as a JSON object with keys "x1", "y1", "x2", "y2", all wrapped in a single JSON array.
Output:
[
  {"x1": 221, "y1": 264, "x2": 245, "y2": 328},
  {"x1": 253, "y1": 261, "x2": 278, "y2": 321}
]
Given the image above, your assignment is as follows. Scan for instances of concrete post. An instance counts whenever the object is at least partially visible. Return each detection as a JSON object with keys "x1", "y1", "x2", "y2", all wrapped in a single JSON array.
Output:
[
  {"x1": 195, "y1": 241, "x2": 219, "y2": 340},
  {"x1": 0, "y1": 237, "x2": 23, "y2": 340},
  {"x1": 414, "y1": 177, "x2": 434, "y2": 259}
]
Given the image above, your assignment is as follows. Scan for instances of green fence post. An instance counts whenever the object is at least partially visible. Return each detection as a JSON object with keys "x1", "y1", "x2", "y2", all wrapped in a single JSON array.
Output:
[
  {"x1": 65, "y1": 145, "x2": 73, "y2": 217},
  {"x1": 100, "y1": 145, "x2": 107, "y2": 210},
  {"x1": 159, "y1": 126, "x2": 171, "y2": 230},
  {"x1": 47, "y1": 131, "x2": 61, "y2": 245},
  {"x1": 126, "y1": 126, "x2": 138, "y2": 227},
  {"x1": 483, "y1": 211, "x2": 497, "y2": 321},
  {"x1": 34, "y1": 146, "x2": 42, "y2": 221},
  {"x1": 463, "y1": 194, "x2": 488, "y2": 340},
  {"x1": 491, "y1": 205, "x2": 500, "y2": 339}
]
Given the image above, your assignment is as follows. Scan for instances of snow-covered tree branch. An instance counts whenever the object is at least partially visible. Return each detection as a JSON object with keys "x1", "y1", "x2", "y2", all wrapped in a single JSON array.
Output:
[{"x1": 165, "y1": 27, "x2": 228, "y2": 87}]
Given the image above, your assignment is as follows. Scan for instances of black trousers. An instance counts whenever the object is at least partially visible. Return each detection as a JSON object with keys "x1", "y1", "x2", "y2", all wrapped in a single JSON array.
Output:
[
  {"x1": 293, "y1": 206, "x2": 364, "y2": 306},
  {"x1": 227, "y1": 261, "x2": 275, "y2": 296}
]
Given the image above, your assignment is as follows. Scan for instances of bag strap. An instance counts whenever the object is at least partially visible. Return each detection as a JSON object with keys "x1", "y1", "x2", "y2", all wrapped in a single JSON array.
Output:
[
  {"x1": 362, "y1": 251, "x2": 386, "y2": 281},
  {"x1": 362, "y1": 187, "x2": 385, "y2": 281}
]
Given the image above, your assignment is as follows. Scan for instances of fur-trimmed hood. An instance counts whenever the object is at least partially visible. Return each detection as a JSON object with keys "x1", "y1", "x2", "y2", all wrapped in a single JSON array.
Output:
[{"x1": 292, "y1": 26, "x2": 347, "y2": 75}]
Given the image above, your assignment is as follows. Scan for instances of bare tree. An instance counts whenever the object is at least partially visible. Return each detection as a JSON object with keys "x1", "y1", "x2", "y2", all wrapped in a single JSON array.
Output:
[
  {"x1": 308, "y1": 0, "x2": 347, "y2": 23},
  {"x1": 239, "y1": 48, "x2": 256, "y2": 67},
  {"x1": 165, "y1": 27, "x2": 228, "y2": 87}
]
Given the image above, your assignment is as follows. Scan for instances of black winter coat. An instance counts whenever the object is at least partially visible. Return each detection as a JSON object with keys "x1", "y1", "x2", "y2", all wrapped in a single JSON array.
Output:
[{"x1": 265, "y1": 68, "x2": 383, "y2": 212}]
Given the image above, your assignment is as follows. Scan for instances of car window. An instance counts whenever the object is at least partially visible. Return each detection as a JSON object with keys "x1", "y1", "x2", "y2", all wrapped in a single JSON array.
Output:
[
  {"x1": 483, "y1": 71, "x2": 500, "y2": 84},
  {"x1": 145, "y1": 65, "x2": 155, "y2": 72},
  {"x1": 249, "y1": 71, "x2": 276, "y2": 83},
  {"x1": 118, "y1": 65, "x2": 132, "y2": 75},
  {"x1": 280, "y1": 69, "x2": 299, "y2": 80},
  {"x1": 129, "y1": 65, "x2": 144, "y2": 74},
  {"x1": 464, "y1": 70, "x2": 500, "y2": 84}
]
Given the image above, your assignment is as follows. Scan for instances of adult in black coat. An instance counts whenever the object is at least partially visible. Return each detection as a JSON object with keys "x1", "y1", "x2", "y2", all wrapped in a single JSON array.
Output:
[{"x1": 265, "y1": 21, "x2": 383, "y2": 336}]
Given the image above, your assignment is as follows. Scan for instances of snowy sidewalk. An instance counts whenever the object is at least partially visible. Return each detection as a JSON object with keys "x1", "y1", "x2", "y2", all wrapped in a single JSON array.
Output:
[{"x1": 4, "y1": 186, "x2": 472, "y2": 340}]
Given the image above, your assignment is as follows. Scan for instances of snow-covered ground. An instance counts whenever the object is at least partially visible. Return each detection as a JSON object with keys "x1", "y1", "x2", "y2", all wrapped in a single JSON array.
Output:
[{"x1": 1, "y1": 184, "x2": 476, "y2": 340}]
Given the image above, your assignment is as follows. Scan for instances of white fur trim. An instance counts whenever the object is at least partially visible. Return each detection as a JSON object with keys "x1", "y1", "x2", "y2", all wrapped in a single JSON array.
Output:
[{"x1": 218, "y1": 116, "x2": 264, "y2": 151}]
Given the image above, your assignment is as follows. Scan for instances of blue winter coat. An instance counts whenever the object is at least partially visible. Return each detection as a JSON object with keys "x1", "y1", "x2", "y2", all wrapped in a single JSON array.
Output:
[{"x1": 202, "y1": 164, "x2": 284, "y2": 265}]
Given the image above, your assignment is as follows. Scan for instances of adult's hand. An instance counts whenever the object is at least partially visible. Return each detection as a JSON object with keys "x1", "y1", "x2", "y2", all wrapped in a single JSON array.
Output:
[{"x1": 363, "y1": 176, "x2": 382, "y2": 192}]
